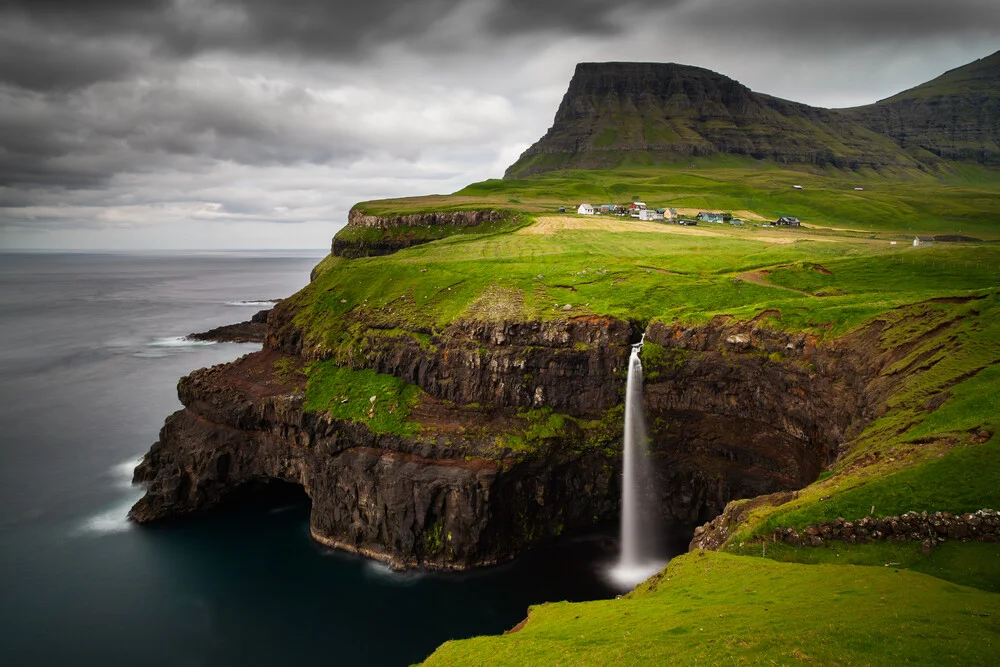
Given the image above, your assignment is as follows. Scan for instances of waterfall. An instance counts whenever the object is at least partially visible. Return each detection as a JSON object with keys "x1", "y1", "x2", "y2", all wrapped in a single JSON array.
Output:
[{"x1": 608, "y1": 338, "x2": 666, "y2": 587}]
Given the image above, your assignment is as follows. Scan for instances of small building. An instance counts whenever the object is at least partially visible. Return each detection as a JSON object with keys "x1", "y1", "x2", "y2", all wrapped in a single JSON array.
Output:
[
  {"x1": 854, "y1": 187, "x2": 864, "y2": 191},
  {"x1": 697, "y1": 211, "x2": 725, "y2": 224},
  {"x1": 793, "y1": 185, "x2": 804, "y2": 190},
  {"x1": 577, "y1": 204, "x2": 595, "y2": 215},
  {"x1": 667, "y1": 208, "x2": 678, "y2": 221},
  {"x1": 558, "y1": 206, "x2": 566, "y2": 213},
  {"x1": 776, "y1": 216, "x2": 801, "y2": 227},
  {"x1": 638, "y1": 209, "x2": 663, "y2": 221},
  {"x1": 913, "y1": 236, "x2": 934, "y2": 247}
]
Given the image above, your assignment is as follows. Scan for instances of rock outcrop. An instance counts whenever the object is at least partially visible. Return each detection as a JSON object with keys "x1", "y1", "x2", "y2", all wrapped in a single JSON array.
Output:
[
  {"x1": 331, "y1": 208, "x2": 510, "y2": 258},
  {"x1": 130, "y1": 349, "x2": 618, "y2": 570},
  {"x1": 188, "y1": 308, "x2": 271, "y2": 344}
]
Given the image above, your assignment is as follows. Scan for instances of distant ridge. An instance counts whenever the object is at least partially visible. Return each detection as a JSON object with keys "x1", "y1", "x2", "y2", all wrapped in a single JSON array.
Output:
[
  {"x1": 505, "y1": 54, "x2": 1000, "y2": 179},
  {"x1": 844, "y1": 50, "x2": 1000, "y2": 164}
]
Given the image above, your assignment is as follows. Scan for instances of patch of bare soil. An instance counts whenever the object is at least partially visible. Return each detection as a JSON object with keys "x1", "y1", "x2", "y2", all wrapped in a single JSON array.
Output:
[{"x1": 738, "y1": 270, "x2": 816, "y2": 297}]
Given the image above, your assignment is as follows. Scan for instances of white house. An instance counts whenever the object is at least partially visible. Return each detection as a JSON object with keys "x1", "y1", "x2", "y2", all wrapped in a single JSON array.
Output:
[
  {"x1": 577, "y1": 204, "x2": 595, "y2": 215},
  {"x1": 792, "y1": 185, "x2": 804, "y2": 190},
  {"x1": 913, "y1": 236, "x2": 934, "y2": 247},
  {"x1": 638, "y1": 209, "x2": 663, "y2": 221}
]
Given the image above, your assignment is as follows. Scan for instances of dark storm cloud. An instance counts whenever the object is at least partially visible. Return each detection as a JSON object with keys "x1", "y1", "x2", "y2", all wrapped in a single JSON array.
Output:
[
  {"x1": 2, "y1": 0, "x2": 995, "y2": 93},
  {"x1": 0, "y1": 75, "x2": 366, "y2": 190},
  {"x1": 0, "y1": 0, "x2": 677, "y2": 75},
  {"x1": 480, "y1": 0, "x2": 683, "y2": 37},
  {"x1": 677, "y1": 0, "x2": 1000, "y2": 45}
]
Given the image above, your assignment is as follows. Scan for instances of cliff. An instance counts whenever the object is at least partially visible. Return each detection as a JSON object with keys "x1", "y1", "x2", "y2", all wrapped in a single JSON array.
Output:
[
  {"x1": 331, "y1": 208, "x2": 513, "y2": 259},
  {"x1": 129, "y1": 288, "x2": 957, "y2": 569}
]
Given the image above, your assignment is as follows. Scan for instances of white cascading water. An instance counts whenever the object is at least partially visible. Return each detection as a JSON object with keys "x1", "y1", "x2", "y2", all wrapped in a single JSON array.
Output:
[{"x1": 608, "y1": 337, "x2": 666, "y2": 587}]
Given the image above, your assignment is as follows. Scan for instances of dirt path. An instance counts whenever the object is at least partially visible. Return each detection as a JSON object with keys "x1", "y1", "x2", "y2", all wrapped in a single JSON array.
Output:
[{"x1": 738, "y1": 269, "x2": 816, "y2": 297}]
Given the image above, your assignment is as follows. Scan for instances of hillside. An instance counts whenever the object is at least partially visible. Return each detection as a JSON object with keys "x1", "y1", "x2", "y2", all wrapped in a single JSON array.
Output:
[
  {"x1": 844, "y1": 50, "x2": 1000, "y2": 164},
  {"x1": 504, "y1": 62, "x2": 925, "y2": 179},
  {"x1": 504, "y1": 53, "x2": 1000, "y2": 179}
]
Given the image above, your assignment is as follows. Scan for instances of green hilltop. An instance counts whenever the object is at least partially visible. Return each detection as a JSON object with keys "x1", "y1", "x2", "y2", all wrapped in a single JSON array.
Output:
[
  {"x1": 502, "y1": 52, "x2": 1000, "y2": 179},
  {"x1": 844, "y1": 50, "x2": 1000, "y2": 164}
]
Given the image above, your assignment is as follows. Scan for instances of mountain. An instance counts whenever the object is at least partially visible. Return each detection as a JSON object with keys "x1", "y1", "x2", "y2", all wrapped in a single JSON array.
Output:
[
  {"x1": 844, "y1": 50, "x2": 1000, "y2": 164},
  {"x1": 504, "y1": 53, "x2": 1000, "y2": 179}
]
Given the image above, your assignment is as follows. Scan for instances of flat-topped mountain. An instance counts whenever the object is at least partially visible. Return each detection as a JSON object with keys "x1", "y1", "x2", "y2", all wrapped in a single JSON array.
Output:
[
  {"x1": 844, "y1": 50, "x2": 1000, "y2": 164},
  {"x1": 505, "y1": 54, "x2": 1000, "y2": 178}
]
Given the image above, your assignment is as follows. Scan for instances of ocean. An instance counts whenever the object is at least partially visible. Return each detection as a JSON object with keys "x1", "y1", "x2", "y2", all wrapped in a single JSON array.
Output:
[{"x1": 0, "y1": 251, "x2": 637, "y2": 667}]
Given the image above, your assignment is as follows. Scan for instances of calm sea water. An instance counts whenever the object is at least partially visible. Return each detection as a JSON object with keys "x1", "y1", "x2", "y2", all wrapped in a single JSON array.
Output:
[{"x1": 0, "y1": 251, "x2": 659, "y2": 667}]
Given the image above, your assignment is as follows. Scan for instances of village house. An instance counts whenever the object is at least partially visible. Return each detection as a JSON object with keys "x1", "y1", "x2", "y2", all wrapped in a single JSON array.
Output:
[
  {"x1": 628, "y1": 202, "x2": 648, "y2": 218},
  {"x1": 697, "y1": 212, "x2": 725, "y2": 223},
  {"x1": 638, "y1": 209, "x2": 664, "y2": 221},
  {"x1": 913, "y1": 236, "x2": 935, "y2": 247},
  {"x1": 577, "y1": 203, "x2": 595, "y2": 215},
  {"x1": 776, "y1": 216, "x2": 801, "y2": 227}
]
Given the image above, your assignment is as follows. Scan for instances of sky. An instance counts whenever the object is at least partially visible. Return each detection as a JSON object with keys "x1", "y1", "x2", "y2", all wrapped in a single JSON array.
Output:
[{"x1": 1, "y1": 0, "x2": 998, "y2": 250}]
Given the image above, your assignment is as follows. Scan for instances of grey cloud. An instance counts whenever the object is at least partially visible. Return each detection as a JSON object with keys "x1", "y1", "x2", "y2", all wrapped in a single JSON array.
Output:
[
  {"x1": 0, "y1": 24, "x2": 143, "y2": 91},
  {"x1": 484, "y1": 0, "x2": 681, "y2": 36},
  {"x1": 676, "y1": 0, "x2": 1000, "y2": 46},
  {"x1": 0, "y1": 76, "x2": 366, "y2": 190}
]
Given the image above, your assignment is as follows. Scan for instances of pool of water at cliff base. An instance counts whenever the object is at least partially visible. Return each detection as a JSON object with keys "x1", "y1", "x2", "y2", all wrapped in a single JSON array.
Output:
[{"x1": 0, "y1": 252, "x2": 689, "y2": 667}]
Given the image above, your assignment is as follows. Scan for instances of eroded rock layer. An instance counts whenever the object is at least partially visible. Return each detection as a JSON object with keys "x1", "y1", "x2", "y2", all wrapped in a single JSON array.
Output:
[{"x1": 129, "y1": 293, "x2": 950, "y2": 570}]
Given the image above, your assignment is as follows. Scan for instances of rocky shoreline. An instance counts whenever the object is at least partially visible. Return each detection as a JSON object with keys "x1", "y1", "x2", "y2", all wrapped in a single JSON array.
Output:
[{"x1": 188, "y1": 307, "x2": 272, "y2": 344}]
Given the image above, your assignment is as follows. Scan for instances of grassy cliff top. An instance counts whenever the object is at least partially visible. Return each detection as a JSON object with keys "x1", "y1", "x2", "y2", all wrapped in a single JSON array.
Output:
[
  {"x1": 423, "y1": 549, "x2": 1000, "y2": 665},
  {"x1": 350, "y1": 159, "x2": 1000, "y2": 238}
]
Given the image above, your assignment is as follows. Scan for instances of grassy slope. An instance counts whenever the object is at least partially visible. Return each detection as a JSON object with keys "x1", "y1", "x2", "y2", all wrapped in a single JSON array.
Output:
[
  {"x1": 355, "y1": 160, "x2": 1000, "y2": 239},
  {"x1": 304, "y1": 164, "x2": 1000, "y2": 664},
  {"x1": 424, "y1": 551, "x2": 1000, "y2": 666}
]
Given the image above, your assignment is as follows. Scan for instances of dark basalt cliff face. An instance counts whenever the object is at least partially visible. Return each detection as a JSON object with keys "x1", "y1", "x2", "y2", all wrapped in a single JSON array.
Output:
[
  {"x1": 331, "y1": 208, "x2": 508, "y2": 259},
  {"x1": 504, "y1": 62, "x2": 919, "y2": 179},
  {"x1": 130, "y1": 289, "x2": 927, "y2": 569}
]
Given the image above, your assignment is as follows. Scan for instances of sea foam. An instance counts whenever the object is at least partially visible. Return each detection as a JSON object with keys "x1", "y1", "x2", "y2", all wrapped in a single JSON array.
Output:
[
  {"x1": 148, "y1": 336, "x2": 217, "y2": 348},
  {"x1": 76, "y1": 457, "x2": 145, "y2": 536},
  {"x1": 225, "y1": 299, "x2": 277, "y2": 307}
]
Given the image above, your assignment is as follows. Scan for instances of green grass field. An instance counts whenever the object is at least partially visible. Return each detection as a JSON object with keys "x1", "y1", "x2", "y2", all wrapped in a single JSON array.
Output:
[
  {"x1": 356, "y1": 160, "x2": 1000, "y2": 239},
  {"x1": 423, "y1": 551, "x2": 1000, "y2": 666}
]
